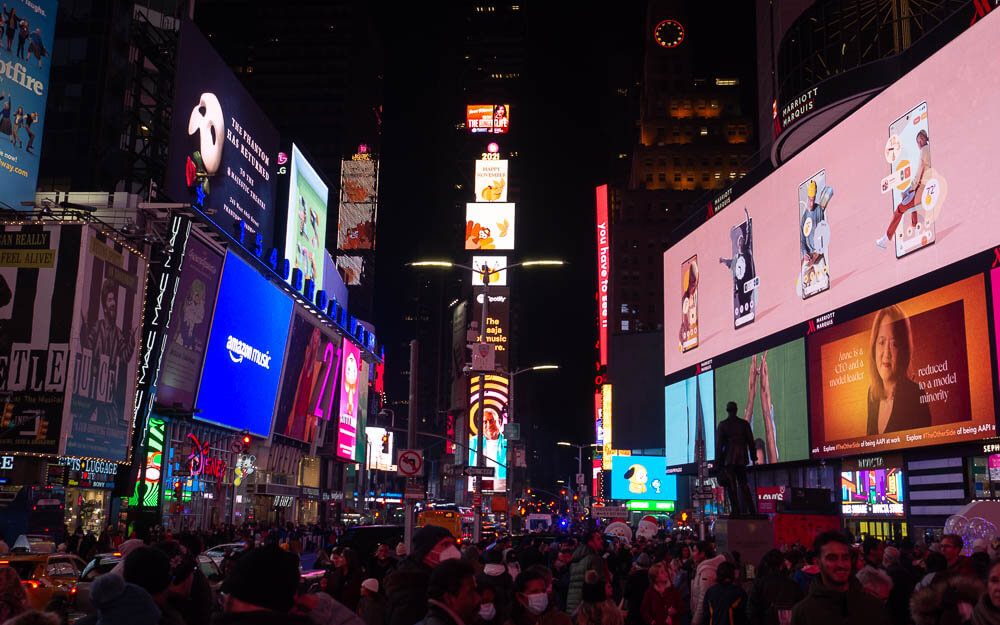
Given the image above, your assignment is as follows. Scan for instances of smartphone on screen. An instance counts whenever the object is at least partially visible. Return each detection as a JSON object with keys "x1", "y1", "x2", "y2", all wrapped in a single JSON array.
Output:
[
  {"x1": 888, "y1": 102, "x2": 935, "y2": 258},
  {"x1": 798, "y1": 169, "x2": 832, "y2": 299},
  {"x1": 680, "y1": 255, "x2": 699, "y2": 352}
]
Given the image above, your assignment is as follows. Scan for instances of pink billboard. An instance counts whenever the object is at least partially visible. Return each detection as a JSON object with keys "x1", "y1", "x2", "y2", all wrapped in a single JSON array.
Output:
[
  {"x1": 337, "y1": 337, "x2": 362, "y2": 460},
  {"x1": 664, "y1": 13, "x2": 1000, "y2": 375}
]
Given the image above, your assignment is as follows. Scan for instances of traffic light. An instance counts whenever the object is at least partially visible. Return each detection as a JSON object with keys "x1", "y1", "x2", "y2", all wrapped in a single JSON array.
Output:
[
  {"x1": 240, "y1": 431, "x2": 252, "y2": 453},
  {"x1": 573, "y1": 494, "x2": 578, "y2": 502},
  {"x1": 560, "y1": 489, "x2": 567, "y2": 496},
  {"x1": 381, "y1": 433, "x2": 389, "y2": 454},
  {"x1": 526, "y1": 488, "x2": 532, "y2": 495}
]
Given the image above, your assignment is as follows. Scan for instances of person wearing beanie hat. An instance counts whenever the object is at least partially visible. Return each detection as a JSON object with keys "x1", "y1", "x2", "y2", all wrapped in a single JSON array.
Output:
[
  {"x1": 577, "y1": 570, "x2": 622, "y2": 625},
  {"x1": 214, "y1": 545, "x2": 313, "y2": 625},
  {"x1": 384, "y1": 526, "x2": 461, "y2": 625},
  {"x1": 623, "y1": 553, "x2": 653, "y2": 625},
  {"x1": 358, "y1": 579, "x2": 386, "y2": 625},
  {"x1": 89, "y1": 569, "x2": 162, "y2": 625}
]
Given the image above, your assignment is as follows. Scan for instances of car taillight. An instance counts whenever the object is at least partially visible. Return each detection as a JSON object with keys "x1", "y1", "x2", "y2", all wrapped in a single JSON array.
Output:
[{"x1": 22, "y1": 581, "x2": 39, "y2": 589}]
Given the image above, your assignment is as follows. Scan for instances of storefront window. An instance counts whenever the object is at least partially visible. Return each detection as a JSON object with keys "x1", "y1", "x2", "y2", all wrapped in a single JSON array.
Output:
[{"x1": 66, "y1": 488, "x2": 110, "y2": 536}]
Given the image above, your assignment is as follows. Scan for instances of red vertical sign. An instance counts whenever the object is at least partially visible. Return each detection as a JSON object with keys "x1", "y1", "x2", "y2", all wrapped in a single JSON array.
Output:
[{"x1": 596, "y1": 185, "x2": 609, "y2": 365}]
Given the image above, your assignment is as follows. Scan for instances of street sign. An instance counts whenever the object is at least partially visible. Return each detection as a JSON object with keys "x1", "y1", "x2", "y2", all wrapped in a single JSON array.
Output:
[
  {"x1": 591, "y1": 506, "x2": 630, "y2": 519},
  {"x1": 575, "y1": 473, "x2": 585, "y2": 485},
  {"x1": 464, "y1": 466, "x2": 495, "y2": 477},
  {"x1": 404, "y1": 485, "x2": 425, "y2": 500},
  {"x1": 506, "y1": 423, "x2": 520, "y2": 440},
  {"x1": 397, "y1": 449, "x2": 424, "y2": 477}
]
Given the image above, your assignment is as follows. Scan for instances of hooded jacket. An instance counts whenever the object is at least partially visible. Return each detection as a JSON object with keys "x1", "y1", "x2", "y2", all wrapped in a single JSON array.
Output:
[
  {"x1": 910, "y1": 575, "x2": 984, "y2": 625},
  {"x1": 566, "y1": 544, "x2": 608, "y2": 614},
  {"x1": 691, "y1": 555, "x2": 727, "y2": 625},
  {"x1": 789, "y1": 577, "x2": 888, "y2": 625},
  {"x1": 385, "y1": 558, "x2": 434, "y2": 625}
]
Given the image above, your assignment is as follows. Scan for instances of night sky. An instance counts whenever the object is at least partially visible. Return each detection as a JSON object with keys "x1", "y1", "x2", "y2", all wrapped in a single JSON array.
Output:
[{"x1": 373, "y1": 4, "x2": 756, "y2": 490}]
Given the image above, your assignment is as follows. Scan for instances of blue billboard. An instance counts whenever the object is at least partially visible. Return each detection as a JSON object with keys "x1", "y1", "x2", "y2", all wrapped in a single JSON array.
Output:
[
  {"x1": 664, "y1": 371, "x2": 716, "y2": 466},
  {"x1": 610, "y1": 455, "x2": 677, "y2": 502},
  {"x1": 0, "y1": 0, "x2": 57, "y2": 210},
  {"x1": 195, "y1": 252, "x2": 292, "y2": 435}
]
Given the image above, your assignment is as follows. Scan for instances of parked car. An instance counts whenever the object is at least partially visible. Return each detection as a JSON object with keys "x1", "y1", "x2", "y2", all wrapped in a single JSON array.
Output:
[{"x1": 1, "y1": 552, "x2": 85, "y2": 610}]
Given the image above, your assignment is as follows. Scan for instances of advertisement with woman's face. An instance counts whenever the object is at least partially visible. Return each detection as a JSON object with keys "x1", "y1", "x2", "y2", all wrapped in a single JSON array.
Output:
[{"x1": 807, "y1": 274, "x2": 994, "y2": 458}]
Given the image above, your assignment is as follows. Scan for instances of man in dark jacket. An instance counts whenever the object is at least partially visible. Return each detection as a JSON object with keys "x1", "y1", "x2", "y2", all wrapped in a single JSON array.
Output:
[
  {"x1": 715, "y1": 401, "x2": 756, "y2": 515},
  {"x1": 213, "y1": 545, "x2": 313, "y2": 625},
  {"x1": 790, "y1": 531, "x2": 888, "y2": 625},
  {"x1": 566, "y1": 531, "x2": 609, "y2": 614},
  {"x1": 883, "y1": 546, "x2": 916, "y2": 625},
  {"x1": 421, "y1": 559, "x2": 480, "y2": 625},
  {"x1": 624, "y1": 553, "x2": 652, "y2": 625},
  {"x1": 385, "y1": 525, "x2": 461, "y2": 625},
  {"x1": 703, "y1": 561, "x2": 747, "y2": 625}
]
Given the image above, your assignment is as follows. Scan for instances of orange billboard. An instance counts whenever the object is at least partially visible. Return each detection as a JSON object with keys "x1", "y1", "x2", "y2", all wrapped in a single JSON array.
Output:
[
  {"x1": 467, "y1": 104, "x2": 510, "y2": 134},
  {"x1": 807, "y1": 274, "x2": 995, "y2": 458}
]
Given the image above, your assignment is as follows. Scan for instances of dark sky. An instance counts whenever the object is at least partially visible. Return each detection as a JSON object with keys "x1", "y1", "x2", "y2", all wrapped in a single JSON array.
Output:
[{"x1": 374, "y1": 3, "x2": 756, "y2": 490}]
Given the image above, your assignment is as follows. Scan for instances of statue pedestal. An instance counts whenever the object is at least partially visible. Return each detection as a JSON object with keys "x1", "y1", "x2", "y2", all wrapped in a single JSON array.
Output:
[{"x1": 715, "y1": 516, "x2": 774, "y2": 569}]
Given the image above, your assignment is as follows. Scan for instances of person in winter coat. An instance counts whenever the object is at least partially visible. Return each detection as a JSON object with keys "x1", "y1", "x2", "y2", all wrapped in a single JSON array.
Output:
[
  {"x1": 421, "y1": 560, "x2": 481, "y2": 625},
  {"x1": 504, "y1": 565, "x2": 573, "y2": 625},
  {"x1": 789, "y1": 531, "x2": 888, "y2": 625},
  {"x1": 690, "y1": 542, "x2": 726, "y2": 625},
  {"x1": 567, "y1": 532, "x2": 610, "y2": 614},
  {"x1": 88, "y1": 571, "x2": 162, "y2": 625},
  {"x1": 910, "y1": 574, "x2": 983, "y2": 625},
  {"x1": 576, "y1": 570, "x2": 623, "y2": 625},
  {"x1": 973, "y1": 558, "x2": 1000, "y2": 625},
  {"x1": 702, "y1": 562, "x2": 747, "y2": 625},
  {"x1": 0, "y1": 565, "x2": 28, "y2": 623},
  {"x1": 624, "y1": 554, "x2": 652, "y2": 625},
  {"x1": 747, "y1": 550, "x2": 804, "y2": 625},
  {"x1": 792, "y1": 552, "x2": 820, "y2": 596},
  {"x1": 639, "y1": 562, "x2": 685, "y2": 625},
  {"x1": 214, "y1": 545, "x2": 314, "y2": 625},
  {"x1": 357, "y1": 578, "x2": 386, "y2": 625},
  {"x1": 384, "y1": 525, "x2": 462, "y2": 625},
  {"x1": 324, "y1": 547, "x2": 365, "y2": 612},
  {"x1": 484, "y1": 548, "x2": 516, "y2": 619},
  {"x1": 475, "y1": 578, "x2": 505, "y2": 625},
  {"x1": 884, "y1": 546, "x2": 918, "y2": 625}
]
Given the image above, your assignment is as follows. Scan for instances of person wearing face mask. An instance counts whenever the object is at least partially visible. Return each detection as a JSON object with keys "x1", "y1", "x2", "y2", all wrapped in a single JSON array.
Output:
[
  {"x1": 385, "y1": 526, "x2": 462, "y2": 625},
  {"x1": 475, "y1": 577, "x2": 505, "y2": 625},
  {"x1": 505, "y1": 566, "x2": 572, "y2": 625},
  {"x1": 484, "y1": 549, "x2": 516, "y2": 616}
]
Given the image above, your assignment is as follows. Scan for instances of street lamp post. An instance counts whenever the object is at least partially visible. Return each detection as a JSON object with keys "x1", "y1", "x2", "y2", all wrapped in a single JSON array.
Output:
[
  {"x1": 506, "y1": 364, "x2": 559, "y2": 524},
  {"x1": 408, "y1": 259, "x2": 564, "y2": 543}
]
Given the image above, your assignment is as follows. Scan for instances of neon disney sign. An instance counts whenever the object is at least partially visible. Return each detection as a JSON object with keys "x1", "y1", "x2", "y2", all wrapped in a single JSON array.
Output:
[{"x1": 187, "y1": 433, "x2": 227, "y2": 483}]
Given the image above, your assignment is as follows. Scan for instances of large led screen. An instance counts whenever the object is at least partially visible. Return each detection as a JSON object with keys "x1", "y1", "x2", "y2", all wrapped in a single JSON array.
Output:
[
  {"x1": 0, "y1": 0, "x2": 57, "y2": 211},
  {"x1": 664, "y1": 12, "x2": 1000, "y2": 376},
  {"x1": 713, "y1": 338, "x2": 809, "y2": 464},
  {"x1": 272, "y1": 311, "x2": 342, "y2": 443},
  {"x1": 474, "y1": 160, "x2": 508, "y2": 202},
  {"x1": 664, "y1": 371, "x2": 715, "y2": 466},
  {"x1": 610, "y1": 455, "x2": 677, "y2": 502},
  {"x1": 157, "y1": 237, "x2": 223, "y2": 411},
  {"x1": 165, "y1": 22, "x2": 280, "y2": 251},
  {"x1": 466, "y1": 204, "x2": 515, "y2": 250},
  {"x1": 284, "y1": 144, "x2": 328, "y2": 288},
  {"x1": 466, "y1": 104, "x2": 509, "y2": 134},
  {"x1": 195, "y1": 253, "x2": 292, "y2": 435},
  {"x1": 337, "y1": 337, "x2": 361, "y2": 460},
  {"x1": 841, "y1": 468, "x2": 904, "y2": 516},
  {"x1": 808, "y1": 275, "x2": 995, "y2": 458},
  {"x1": 469, "y1": 374, "x2": 509, "y2": 494}
]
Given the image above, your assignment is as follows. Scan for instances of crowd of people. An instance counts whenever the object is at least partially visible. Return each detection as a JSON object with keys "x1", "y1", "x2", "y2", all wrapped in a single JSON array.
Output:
[{"x1": 2, "y1": 523, "x2": 1000, "y2": 625}]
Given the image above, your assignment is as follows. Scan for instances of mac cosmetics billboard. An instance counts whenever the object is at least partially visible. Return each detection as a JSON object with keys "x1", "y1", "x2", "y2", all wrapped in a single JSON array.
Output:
[
  {"x1": 166, "y1": 21, "x2": 280, "y2": 251},
  {"x1": 195, "y1": 252, "x2": 292, "y2": 435}
]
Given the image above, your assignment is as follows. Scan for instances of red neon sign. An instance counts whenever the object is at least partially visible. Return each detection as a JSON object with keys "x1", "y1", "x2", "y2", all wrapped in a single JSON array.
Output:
[
  {"x1": 596, "y1": 185, "x2": 609, "y2": 365},
  {"x1": 187, "y1": 434, "x2": 227, "y2": 483}
]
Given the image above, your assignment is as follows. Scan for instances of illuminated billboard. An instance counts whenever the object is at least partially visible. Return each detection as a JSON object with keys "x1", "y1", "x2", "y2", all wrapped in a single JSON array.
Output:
[
  {"x1": 596, "y1": 186, "x2": 609, "y2": 365},
  {"x1": 0, "y1": 0, "x2": 58, "y2": 211},
  {"x1": 474, "y1": 160, "x2": 509, "y2": 202},
  {"x1": 284, "y1": 144, "x2": 329, "y2": 288},
  {"x1": 712, "y1": 338, "x2": 809, "y2": 464},
  {"x1": 469, "y1": 374, "x2": 509, "y2": 493},
  {"x1": 664, "y1": 371, "x2": 715, "y2": 467},
  {"x1": 336, "y1": 155, "x2": 377, "y2": 285},
  {"x1": 195, "y1": 252, "x2": 293, "y2": 436},
  {"x1": 366, "y1": 426, "x2": 396, "y2": 471},
  {"x1": 609, "y1": 455, "x2": 677, "y2": 502},
  {"x1": 466, "y1": 104, "x2": 510, "y2": 134},
  {"x1": 272, "y1": 311, "x2": 342, "y2": 443},
  {"x1": 337, "y1": 337, "x2": 361, "y2": 460},
  {"x1": 0, "y1": 225, "x2": 81, "y2": 454},
  {"x1": 466, "y1": 203, "x2": 515, "y2": 250},
  {"x1": 165, "y1": 22, "x2": 280, "y2": 251},
  {"x1": 473, "y1": 287, "x2": 510, "y2": 372},
  {"x1": 841, "y1": 455, "x2": 904, "y2": 516},
  {"x1": 470, "y1": 256, "x2": 507, "y2": 286},
  {"x1": 663, "y1": 13, "x2": 1000, "y2": 377},
  {"x1": 65, "y1": 227, "x2": 148, "y2": 461},
  {"x1": 808, "y1": 274, "x2": 994, "y2": 458}
]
